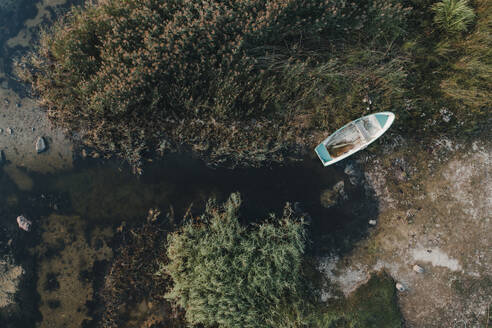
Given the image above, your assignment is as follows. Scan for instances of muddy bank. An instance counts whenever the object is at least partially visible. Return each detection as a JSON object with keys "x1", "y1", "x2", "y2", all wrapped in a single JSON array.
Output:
[
  {"x1": 0, "y1": 0, "x2": 77, "y2": 173},
  {"x1": 319, "y1": 136, "x2": 491, "y2": 327}
]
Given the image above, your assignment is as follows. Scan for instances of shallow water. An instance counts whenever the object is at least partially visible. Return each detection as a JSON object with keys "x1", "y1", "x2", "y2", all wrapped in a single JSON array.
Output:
[
  {"x1": 0, "y1": 153, "x2": 377, "y2": 327},
  {"x1": 0, "y1": 0, "x2": 378, "y2": 326}
]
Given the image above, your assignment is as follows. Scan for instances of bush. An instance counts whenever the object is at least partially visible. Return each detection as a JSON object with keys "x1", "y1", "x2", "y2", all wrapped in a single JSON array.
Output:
[
  {"x1": 439, "y1": 0, "x2": 490, "y2": 126},
  {"x1": 17, "y1": 0, "x2": 411, "y2": 168},
  {"x1": 164, "y1": 193, "x2": 310, "y2": 327},
  {"x1": 432, "y1": 0, "x2": 475, "y2": 35}
]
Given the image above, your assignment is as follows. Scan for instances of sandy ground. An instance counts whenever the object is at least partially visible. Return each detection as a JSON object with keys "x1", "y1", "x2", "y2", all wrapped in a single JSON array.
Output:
[
  {"x1": 0, "y1": 0, "x2": 73, "y2": 174},
  {"x1": 319, "y1": 137, "x2": 491, "y2": 327}
]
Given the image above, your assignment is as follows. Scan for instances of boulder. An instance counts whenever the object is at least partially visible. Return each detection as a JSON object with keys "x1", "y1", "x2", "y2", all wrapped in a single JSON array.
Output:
[
  {"x1": 413, "y1": 264, "x2": 425, "y2": 273},
  {"x1": 16, "y1": 215, "x2": 32, "y2": 232},
  {"x1": 36, "y1": 137, "x2": 47, "y2": 153}
]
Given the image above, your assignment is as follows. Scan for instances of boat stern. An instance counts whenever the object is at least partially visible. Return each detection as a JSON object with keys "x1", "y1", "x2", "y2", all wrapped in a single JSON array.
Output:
[{"x1": 315, "y1": 143, "x2": 332, "y2": 166}]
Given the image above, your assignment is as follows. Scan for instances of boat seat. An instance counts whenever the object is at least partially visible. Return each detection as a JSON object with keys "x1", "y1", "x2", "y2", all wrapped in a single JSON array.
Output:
[{"x1": 355, "y1": 121, "x2": 371, "y2": 142}]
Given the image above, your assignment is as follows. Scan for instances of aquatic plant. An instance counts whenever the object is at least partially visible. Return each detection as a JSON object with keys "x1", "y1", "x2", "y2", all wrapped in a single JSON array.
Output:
[
  {"x1": 164, "y1": 193, "x2": 310, "y2": 327},
  {"x1": 432, "y1": 0, "x2": 475, "y2": 35},
  {"x1": 17, "y1": 0, "x2": 411, "y2": 168}
]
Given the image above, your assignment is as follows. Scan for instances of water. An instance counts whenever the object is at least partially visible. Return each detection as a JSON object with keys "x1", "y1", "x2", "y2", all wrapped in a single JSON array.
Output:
[
  {"x1": 0, "y1": 1, "x2": 379, "y2": 326},
  {"x1": 0, "y1": 153, "x2": 378, "y2": 327}
]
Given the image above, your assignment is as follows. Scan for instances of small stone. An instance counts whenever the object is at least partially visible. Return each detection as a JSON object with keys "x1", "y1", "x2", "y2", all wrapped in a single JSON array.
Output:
[
  {"x1": 81, "y1": 149, "x2": 87, "y2": 158},
  {"x1": 0, "y1": 128, "x2": 3, "y2": 133},
  {"x1": 4, "y1": 98, "x2": 9, "y2": 105},
  {"x1": 396, "y1": 282, "x2": 406, "y2": 292},
  {"x1": 91, "y1": 152, "x2": 100, "y2": 159},
  {"x1": 413, "y1": 265, "x2": 424, "y2": 273},
  {"x1": 31, "y1": 127, "x2": 35, "y2": 132},
  {"x1": 16, "y1": 103, "x2": 21, "y2": 108},
  {"x1": 369, "y1": 219, "x2": 377, "y2": 226},
  {"x1": 16, "y1": 215, "x2": 32, "y2": 231},
  {"x1": 36, "y1": 137, "x2": 47, "y2": 153},
  {"x1": 7, "y1": 127, "x2": 12, "y2": 135},
  {"x1": 344, "y1": 163, "x2": 362, "y2": 185}
]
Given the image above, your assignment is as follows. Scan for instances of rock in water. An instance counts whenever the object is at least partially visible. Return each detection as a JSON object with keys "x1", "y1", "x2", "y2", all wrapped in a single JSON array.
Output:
[
  {"x1": 344, "y1": 163, "x2": 362, "y2": 185},
  {"x1": 16, "y1": 215, "x2": 32, "y2": 231},
  {"x1": 36, "y1": 137, "x2": 47, "y2": 153},
  {"x1": 320, "y1": 181, "x2": 345, "y2": 208},
  {"x1": 368, "y1": 219, "x2": 377, "y2": 226}
]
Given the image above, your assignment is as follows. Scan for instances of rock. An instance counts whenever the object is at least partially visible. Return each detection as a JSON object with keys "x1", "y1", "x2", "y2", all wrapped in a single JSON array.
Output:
[
  {"x1": 344, "y1": 163, "x2": 362, "y2": 185},
  {"x1": 4, "y1": 98, "x2": 9, "y2": 105},
  {"x1": 16, "y1": 215, "x2": 32, "y2": 231},
  {"x1": 81, "y1": 149, "x2": 87, "y2": 158},
  {"x1": 36, "y1": 137, "x2": 47, "y2": 153},
  {"x1": 7, "y1": 128, "x2": 12, "y2": 135},
  {"x1": 320, "y1": 189, "x2": 337, "y2": 208},
  {"x1": 369, "y1": 219, "x2": 377, "y2": 226},
  {"x1": 413, "y1": 264, "x2": 425, "y2": 273},
  {"x1": 396, "y1": 282, "x2": 406, "y2": 292},
  {"x1": 320, "y1": 181, "x2": 346, "y2": 208},
  {"x1": 16, "y1": 103, "x2": 21, "y2": 108},
  {"x1": 0, "y1": 128, "x2": 3, "y2": 133},
  {"x1": 91, "y1": 152, "x2": 100, "y2": 159}
]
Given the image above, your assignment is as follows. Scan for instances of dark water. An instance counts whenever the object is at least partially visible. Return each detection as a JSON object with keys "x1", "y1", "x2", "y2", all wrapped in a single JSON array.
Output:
[
  {"x1": 0, "y1": 1, "x2": 378, "y2": 325},
  {"x1": 2, "y1": 153, "x2": 377, "y2": 247},
  {"x1": 0, "y1": 154, "x2": 378, "y2": 327}
]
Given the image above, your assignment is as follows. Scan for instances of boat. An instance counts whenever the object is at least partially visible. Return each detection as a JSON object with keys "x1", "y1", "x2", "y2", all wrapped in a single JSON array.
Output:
[{"x1": 315, "y1": 112, "x2": 395, "y2": 166}]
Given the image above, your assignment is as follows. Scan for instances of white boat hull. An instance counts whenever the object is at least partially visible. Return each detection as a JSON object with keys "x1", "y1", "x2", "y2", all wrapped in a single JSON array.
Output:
[{"x1": 315, "y1": 112, "x2": 395, "y2": 166}]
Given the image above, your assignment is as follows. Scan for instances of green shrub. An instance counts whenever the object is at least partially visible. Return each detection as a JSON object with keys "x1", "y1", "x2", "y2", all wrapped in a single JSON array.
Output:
[
  {"x1": 164, "y1": 193, "x2": 310, "y2": 327},
  {"x1": 432, "y1": 0, "x2": 475, "y2": 35},
  {"x1": 312, "y1": 272, "x2": 403, "y2": 328},
  {"x1": 439, "y1": 0, "x2": 491, "y2": 125},
  {"x1": 17, "y1": 0, "x2": 411, "y2": 168}
]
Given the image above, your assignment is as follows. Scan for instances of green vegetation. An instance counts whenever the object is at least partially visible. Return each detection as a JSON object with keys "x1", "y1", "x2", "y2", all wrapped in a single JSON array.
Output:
[
  {"x1": 439, "y1": 0, "x2": 491, "y2": 125},
  {"x1": 314, "y1": 272, "x2": 403, "y2": 328},
  {"x1": 17, "y1": 0, "x2": 410, "y2": 168},
  {"x1": 162, "y1": 193, "x2": 403, "y2": 327},
  {"x1": 164, "y1": 193, "x2": 310, "y2": 327},
  {"x1": 432, "y1": 0, "x2": 475, "y2": 35}
]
